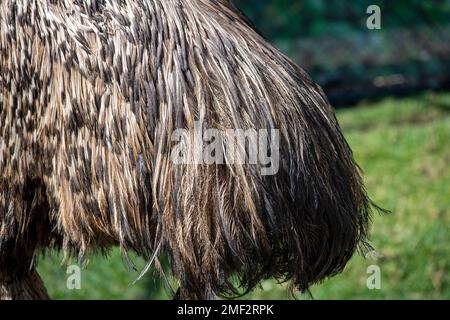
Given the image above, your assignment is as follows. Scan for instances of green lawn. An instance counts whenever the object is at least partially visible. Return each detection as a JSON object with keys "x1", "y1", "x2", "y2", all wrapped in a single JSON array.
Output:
[{"x1": 38, "y1": 92, "x2": 450, "y2": 300}]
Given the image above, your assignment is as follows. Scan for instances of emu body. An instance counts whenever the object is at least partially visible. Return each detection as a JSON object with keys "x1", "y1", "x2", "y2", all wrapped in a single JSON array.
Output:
[{"x1": 0, "y1": 0, "x2": 372, "y2": 299}]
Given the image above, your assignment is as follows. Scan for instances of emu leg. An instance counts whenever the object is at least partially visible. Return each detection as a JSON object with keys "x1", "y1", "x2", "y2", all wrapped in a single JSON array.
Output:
[
  {"x1": 174, "y1": 284, "x2": 216, "y2": 300},
  {"x1": 0, "y1": 268, "x2": 48, "y2": 300},
  {"x1": 0, "y1": 246, "x2": 49, "y2": 300},
  {"x1": 0, "y1": 180, "x2": 52, "y2": 300}
]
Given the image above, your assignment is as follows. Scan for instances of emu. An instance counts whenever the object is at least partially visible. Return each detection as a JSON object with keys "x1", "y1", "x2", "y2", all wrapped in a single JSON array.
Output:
[{"x1": 0, "y1": 0, "x2": 374, "y2": 299}]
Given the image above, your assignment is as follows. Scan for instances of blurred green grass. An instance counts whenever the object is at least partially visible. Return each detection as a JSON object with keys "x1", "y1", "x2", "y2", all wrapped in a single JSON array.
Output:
[{"x1": 38, "y1": 92, "x2": 450, "y2": 299}]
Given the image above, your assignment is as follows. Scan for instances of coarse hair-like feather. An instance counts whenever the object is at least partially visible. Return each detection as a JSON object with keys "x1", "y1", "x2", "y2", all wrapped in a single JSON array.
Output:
[{"x1": 1, "y1": 0, "x2": 376, "y2": 299}]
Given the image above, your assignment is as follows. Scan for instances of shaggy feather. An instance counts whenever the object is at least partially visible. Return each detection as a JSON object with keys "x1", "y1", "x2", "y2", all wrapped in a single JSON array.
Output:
[{"x1": 1, "y1": 0, "x2": 374, "y2": 299}]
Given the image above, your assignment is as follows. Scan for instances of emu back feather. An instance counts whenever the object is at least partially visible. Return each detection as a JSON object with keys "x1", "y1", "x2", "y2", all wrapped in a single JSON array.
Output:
[{"x1": 0, "y1": 0, "x2": 372, "y2": 299}]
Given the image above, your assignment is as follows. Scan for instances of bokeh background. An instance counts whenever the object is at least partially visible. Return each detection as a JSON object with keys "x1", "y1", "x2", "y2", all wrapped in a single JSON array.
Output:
[{"x1": 38, "y1": 0, "x2": 450, "y2": 299}]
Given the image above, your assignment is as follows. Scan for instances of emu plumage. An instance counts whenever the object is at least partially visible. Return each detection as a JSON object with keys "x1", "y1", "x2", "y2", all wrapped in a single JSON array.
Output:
[{"x1": 0, "y1": 0, "x2": 373, "y2": 299}]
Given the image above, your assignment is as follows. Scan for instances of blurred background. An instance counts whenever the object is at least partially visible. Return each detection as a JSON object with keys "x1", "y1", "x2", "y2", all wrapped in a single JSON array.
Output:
[{"x1": 38, "y1": 0, "x2": 450, "y2": 299}]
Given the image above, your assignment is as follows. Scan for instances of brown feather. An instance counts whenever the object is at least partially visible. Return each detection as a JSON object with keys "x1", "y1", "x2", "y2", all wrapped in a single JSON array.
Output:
[{"x1": 1, "y1": 0, "x2": 376, "y2": 299}]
